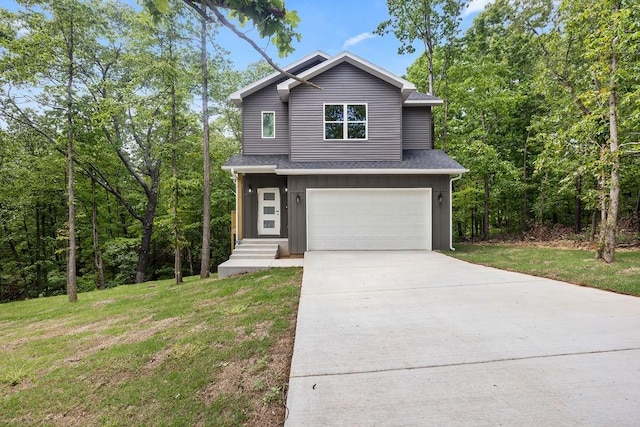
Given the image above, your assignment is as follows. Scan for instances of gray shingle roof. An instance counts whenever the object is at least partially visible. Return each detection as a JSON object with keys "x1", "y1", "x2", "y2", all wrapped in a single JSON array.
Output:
[
  {"x1": 223, "y1": 150, "x2": 466, "y2": 172},
  {"x1": 407, "y1": 92, "x2": 441, "y2": 101}
]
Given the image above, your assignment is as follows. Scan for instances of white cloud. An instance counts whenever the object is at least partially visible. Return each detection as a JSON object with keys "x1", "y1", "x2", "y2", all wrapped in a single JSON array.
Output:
[
  {"x1": 464, "y1": 0, "x2": 493, "y2": 16},
  {"x1": 343, "y1": 32, "x2": 376, "y2": 50}
]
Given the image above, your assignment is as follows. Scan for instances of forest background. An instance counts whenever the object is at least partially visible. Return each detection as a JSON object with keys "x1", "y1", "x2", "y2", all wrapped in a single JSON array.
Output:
[{"x1": 1, "y1": 0, "x2": 638, "y2": 302}]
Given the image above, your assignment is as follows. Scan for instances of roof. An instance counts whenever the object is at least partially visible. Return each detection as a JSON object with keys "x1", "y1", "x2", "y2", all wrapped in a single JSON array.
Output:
[
  {"x1": 228, "y1": 51, "x2": 330, "y2": 107},
  {"x1": 222, "y1": 150, "x2": 468, "y2": 175},
  {"x1": 405, "y1": 92, "x2": 444, "y2": 106},
  {"x1": 276, "y1": 51, "x2": 417, "y2": 102}
]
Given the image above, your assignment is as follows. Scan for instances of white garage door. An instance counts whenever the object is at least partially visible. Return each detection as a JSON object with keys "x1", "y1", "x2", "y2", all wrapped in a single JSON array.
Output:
[{"x1": 307, "y1": 188, "x2": 432, "y2": 251}]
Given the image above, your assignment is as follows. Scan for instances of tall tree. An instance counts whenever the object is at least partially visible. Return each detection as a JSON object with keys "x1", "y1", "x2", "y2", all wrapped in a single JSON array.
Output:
[
  {"x1": 518, "y1": 0, "x2": 640, "y2": 262},
  {"x1": 199, "y1": 13, "x2": 212, "y2": 279},
  {"x1": 376, "y1": 0, "x2": 467, "y2": 95}
]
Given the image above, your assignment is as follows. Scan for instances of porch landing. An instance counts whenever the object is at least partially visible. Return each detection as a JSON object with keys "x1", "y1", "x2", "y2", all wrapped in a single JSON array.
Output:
[{"x1": 217, "y1": 257, "x2": 304, "y2": 278}]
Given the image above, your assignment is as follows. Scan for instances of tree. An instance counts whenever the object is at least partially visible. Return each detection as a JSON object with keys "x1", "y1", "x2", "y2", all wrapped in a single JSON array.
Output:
[
  {"x1": 199, "y1": 13, "x2": 212, "y2": 279},
  {"x1": 518, "y1": 0, "x2": 640, "y2": 262},
  {"x1": 376, "y1": 0, "x2": 467, "y2": 96}
]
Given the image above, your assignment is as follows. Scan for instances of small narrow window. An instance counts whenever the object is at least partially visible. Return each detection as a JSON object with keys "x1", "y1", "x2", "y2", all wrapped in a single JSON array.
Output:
[
  {"x1": 323, "y1": 104, "x2": 367, "y2": 140},
  {"x1": 262, "y1": 111, "x2": 275, "y2": 138}
]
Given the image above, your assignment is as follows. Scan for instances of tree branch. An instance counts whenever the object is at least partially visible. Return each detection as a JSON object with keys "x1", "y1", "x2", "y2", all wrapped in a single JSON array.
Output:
[{"x1": 206, "y1": 4, "x2": 322, "y2": 90}]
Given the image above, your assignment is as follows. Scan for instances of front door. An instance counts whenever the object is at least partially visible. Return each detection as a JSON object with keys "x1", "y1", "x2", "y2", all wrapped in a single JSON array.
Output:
[{"x1": 257, "y1": 188, "x2": 281, "y2": 235}]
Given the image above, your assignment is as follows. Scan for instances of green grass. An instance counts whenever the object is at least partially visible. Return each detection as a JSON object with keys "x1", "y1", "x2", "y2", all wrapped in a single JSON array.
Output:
[
  {"x1": 448, "y1": 244, "x2": 640, "y2": 296},
  {"x1": 0, "y1": 268, "x2": 303, "y2": 426}
]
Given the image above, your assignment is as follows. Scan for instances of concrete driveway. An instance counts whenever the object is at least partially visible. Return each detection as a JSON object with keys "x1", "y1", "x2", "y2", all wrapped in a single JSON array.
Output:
[{"x1": 285, "y1": 251, "x2": 640, "y2": 426}]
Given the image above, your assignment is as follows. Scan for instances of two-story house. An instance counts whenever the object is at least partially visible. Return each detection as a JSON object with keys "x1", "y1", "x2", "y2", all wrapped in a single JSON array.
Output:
[{"x1": 220, "y1": 51, "x2": 467, "y2": 274}]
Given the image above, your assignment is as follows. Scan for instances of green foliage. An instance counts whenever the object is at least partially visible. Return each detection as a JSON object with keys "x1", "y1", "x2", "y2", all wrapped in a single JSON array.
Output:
[{"x1": 144, "y1": 0, "x2": 301, "y2": 57}]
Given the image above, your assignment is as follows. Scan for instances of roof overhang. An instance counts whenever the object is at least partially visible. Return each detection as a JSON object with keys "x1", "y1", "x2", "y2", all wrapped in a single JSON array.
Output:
[
  {"x1": 276, "y1": 168, "x2": 469, "y2": 175},
  {"x1": 403, "y1": 99, "x2": 444, "y2": 107},
  {"x1": 221, "y1": 165, "x2": 277, "y2": 173},
  {"x1": 277, "y1": 51, "x2": 417, "y2": 102},
  {"x1": 222, "y1": 165, "x2": 468, "y2": 175},
  {"x1": 228, "y1": 51, "x2": 330, "y2": 107}
]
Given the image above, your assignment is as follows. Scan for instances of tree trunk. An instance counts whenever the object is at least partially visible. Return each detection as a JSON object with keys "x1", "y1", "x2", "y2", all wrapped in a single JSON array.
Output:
[
  {"x1": 200, "y1": 15, "x2": 212, "y2": 279},
  {"x1": 574, "y1": 175, "x2": 582, "y2": 233},
  {"x1": 635, "y1": 189, "x2": 640, "y2": 233},
  {"x1": 66, "y1": 12, "x2": 77, "y2": 303},
  {"x1": 135, "y1": 177, "x2": 159, "y2": 284},
  {"x1": 169, "y1": 46, "x2": 182, "y2": 285},
  {"x1": 483, "y1": 175, "x2": 489, "y2": 241},
  {"x1": 522, "y1": 134, "x2": 529, "y2": 232},
  {"x1": 601, "y1": 35, "x2": 620, "y2": 263},
  {"x1": 35, "y1": 204, "x2": 43, "y2": 296},
  {"x1": 91, "y1": 176, "x2": 105, "y2": 289}
]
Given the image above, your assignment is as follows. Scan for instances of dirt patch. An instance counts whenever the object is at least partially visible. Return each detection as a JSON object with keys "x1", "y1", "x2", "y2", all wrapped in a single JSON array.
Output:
[
  {"x1": 65, "y1": 317, "x2": 182, "y2": 364},
  {"x1": 91, "y1": 300, "x2": 115, "y2": 308},
  {"x1": 196, "y1": 315, "x2": 298, "y2": 426},
  {"x1": 620, "y1": 267, "x2": 640, "y2": 275}
]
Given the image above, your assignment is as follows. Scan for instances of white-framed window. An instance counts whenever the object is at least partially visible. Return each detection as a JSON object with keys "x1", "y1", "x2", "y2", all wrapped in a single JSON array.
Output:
[
  {"x1": 262, "y1": 111, "x2": 275, "y2": 138},
  {"x1": 323, "y1": 103, "x2": 367, "y2": 140}
]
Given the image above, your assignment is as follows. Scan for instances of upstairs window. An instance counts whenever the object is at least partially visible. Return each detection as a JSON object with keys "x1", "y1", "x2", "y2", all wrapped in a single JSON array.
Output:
[
  {"x1": 324, "y1": 103, "x2": 367, "y2": 140},
  {"x1": 262, "y1": 111, "x2": 275, "y2": 138}
]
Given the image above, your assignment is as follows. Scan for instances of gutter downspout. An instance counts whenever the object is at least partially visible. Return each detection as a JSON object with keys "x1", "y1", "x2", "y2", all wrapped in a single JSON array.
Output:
[
  {"x1": 231, "y1": 168, "x2": 238, "y2": 246},
  {"x1": 449, "y1": 174, "x2": 463, "y2": 251}
]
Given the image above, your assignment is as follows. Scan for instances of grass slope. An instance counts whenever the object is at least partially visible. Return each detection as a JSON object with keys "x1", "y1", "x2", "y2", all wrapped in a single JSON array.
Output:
[
  {"x1": 449, "y1": 244, "x2": 640, "y2": 296},
  {"x1": 0, "y1": 268, "x2": 303, "y2": 426}
]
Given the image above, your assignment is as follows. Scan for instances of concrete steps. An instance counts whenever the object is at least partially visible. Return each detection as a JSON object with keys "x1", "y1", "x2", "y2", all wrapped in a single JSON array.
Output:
[{"x1": 218, "y1": 238, "x2": 288, "y2": 278}]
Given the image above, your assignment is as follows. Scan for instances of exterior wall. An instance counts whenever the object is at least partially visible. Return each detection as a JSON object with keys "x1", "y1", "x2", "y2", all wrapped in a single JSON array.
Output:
[
  {"x1": 243, "y1": 85, "x2": 289, "y2": 155},
  {"x1": 402, "y1": 107, "x2": 432, "y2": 150},
  {"x1": 241, "y1": 58, "x2": 326, "y2": 155},
  {"x1": 241, "y1": 174, "x2": 288, "y2": 238},
  {"x1": 289, "y1": 63, "x2": 403, "y2": 162},
  {"x1": 287, "y1": 175, "x2": 451, "y2": 254}
]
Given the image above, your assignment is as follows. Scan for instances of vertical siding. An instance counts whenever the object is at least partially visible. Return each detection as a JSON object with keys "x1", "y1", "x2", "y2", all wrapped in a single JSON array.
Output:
[
  {"x1": 289, "y1": 63, "x2": 402, "y2": 162},
  {"x1": 241, "y1": 57, "x2": 325, "y2": 155},
  {"x1": 287, "y1": 175, "x2": 451, "y2": 254},
  {"x1": 402, "y1": 107, "x2": 432, "y2": 149},
  {"x1": 243, "y1": 86, "x2": 289, "y2": 155},
  {"x1": 241, "y1": 174, "x2": 288, "y2": 238}
]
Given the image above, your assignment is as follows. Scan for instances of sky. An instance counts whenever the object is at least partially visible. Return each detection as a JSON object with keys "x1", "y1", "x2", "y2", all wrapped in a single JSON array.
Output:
[
  {"x1": 2, "y1": 0, "x2": 493, "y2": 77},
  {"x1": 215, "y1": 0, "x2": 493, "y2": 76}
]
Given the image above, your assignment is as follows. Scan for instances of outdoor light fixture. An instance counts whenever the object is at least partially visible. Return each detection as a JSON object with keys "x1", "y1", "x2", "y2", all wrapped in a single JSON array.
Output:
[
  {"x1": 438, "y1": 192, "x2": 443, "y2": 204},
  {"x1": 284, "y1": 187, "x2": 288, "y2": 193},
  {"x1": 248, "y1": 185, "x2": 253, "y2": 194},
  {"x1": 296, "y1": 195, "x2": 301, "y2": 204}
]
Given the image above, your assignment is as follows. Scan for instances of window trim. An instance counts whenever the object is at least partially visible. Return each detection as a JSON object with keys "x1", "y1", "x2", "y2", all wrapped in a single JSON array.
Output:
[
  {"x1": 323, "y1": 103, "x2": 368, "y2": 141},
  {"x1": 261, "y1": 111, "x2": 276, "y2": 139}
]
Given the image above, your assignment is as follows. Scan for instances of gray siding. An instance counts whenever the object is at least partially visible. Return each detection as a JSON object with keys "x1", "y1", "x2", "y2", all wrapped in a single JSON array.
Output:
[
  {"x1": 242, "y1": 174, "x2": 288, "y2": 238},
  {"x1": 403, "y1": 107, "x2": 432, "y2": 149},
  {"x1": 287, "y1": 175, "x2": 451, "y2": 254},
  {"x1": 243, "y1": 86, "x2": 289, "y2": 155},
  {"x1": 289, "y1": 63, "x2": 403, "y2": 162},
  {"x1": 241, "y1": 58, "x2": 325, "y2": 155}
]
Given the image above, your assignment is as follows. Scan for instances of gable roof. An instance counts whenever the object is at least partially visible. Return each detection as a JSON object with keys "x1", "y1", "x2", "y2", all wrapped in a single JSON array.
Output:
[
  {"x1": 228, "y1": 51, "x2": 330, "y2": 107},
  {"x1": 276, "y1": 51, "x2": 417, "y2": 102}
]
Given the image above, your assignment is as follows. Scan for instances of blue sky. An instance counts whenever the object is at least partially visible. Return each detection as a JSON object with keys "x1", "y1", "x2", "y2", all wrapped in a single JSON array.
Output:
[
  {"x1": 3, "y1": 0, "x2": 492, "y2": 76},
  {"x1": 215, "y1": 0, "x2": 492, "y2": 76}
]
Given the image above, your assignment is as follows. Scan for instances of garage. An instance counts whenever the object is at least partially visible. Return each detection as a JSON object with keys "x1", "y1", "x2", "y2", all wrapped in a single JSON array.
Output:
[{"x1": 306, "y1": 188, "x2": 432, "y2": 251}]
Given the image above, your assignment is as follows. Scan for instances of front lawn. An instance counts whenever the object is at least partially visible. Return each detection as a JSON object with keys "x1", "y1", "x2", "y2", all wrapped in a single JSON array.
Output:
[
  {"x1": 0, "y1": 268, "x2": 303, "y2": 426},
  {"x1": 448, "y1": 244, "x2": 640, "y2": 296}
]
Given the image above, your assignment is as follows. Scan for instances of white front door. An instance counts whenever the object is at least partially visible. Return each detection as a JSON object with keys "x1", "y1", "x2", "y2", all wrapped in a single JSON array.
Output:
[{"x1": 257, "y1": 188, "x2": 281, "y2": 235}]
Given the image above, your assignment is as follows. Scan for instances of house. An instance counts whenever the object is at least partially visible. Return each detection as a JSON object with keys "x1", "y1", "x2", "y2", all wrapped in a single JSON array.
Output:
[{"x1": 219, "y1": 51, "x2": 467, "y2": 275}]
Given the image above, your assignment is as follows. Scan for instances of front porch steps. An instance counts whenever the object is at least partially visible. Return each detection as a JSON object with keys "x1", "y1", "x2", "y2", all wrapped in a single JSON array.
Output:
[
  {"x1": 218, "y1": 238, "x2": 291, "y2": 278},
  {"x1": 229, "y1": 238, "x2": 283, "y2": 259}
]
